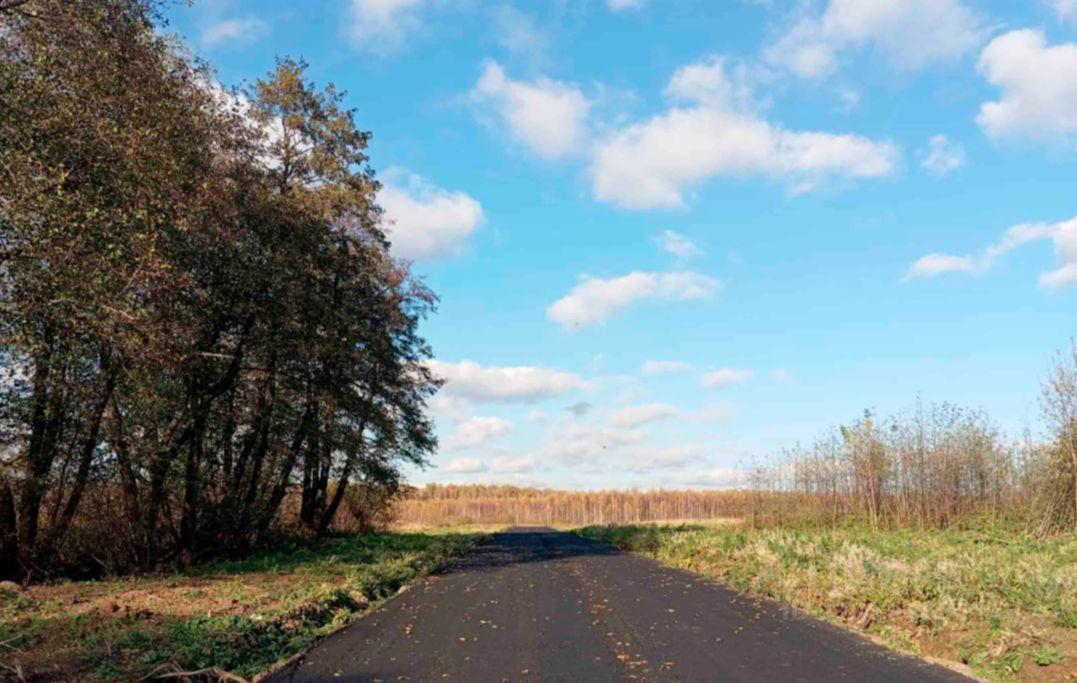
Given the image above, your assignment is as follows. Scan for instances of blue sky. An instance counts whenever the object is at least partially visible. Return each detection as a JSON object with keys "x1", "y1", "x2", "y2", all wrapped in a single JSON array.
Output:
[{"x1": 166, "y1": 0, "x2": 1077, "y2": 489}]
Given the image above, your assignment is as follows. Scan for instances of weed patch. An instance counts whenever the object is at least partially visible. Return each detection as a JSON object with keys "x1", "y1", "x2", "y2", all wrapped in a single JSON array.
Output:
[
  {"x1": 0, "y1": 531, "x2": 479, "y2": 681},
  {"x1": 578, "y1": 523, "x2": 1076, "y2": 682}
]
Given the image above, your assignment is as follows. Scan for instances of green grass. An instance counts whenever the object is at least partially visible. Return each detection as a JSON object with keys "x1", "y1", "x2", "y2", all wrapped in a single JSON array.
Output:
[
  {"x1": 577, "y1": 523, "x2": 1077, "y2": 682},
  {"x1": 0, "y1": 531, "x2": 481, "y2": 681}
]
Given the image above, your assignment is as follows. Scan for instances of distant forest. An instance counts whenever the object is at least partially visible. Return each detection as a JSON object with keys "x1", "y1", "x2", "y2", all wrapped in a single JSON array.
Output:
[{"x1": 398, "y1": 367, "x2": 1077, "y2": 533}]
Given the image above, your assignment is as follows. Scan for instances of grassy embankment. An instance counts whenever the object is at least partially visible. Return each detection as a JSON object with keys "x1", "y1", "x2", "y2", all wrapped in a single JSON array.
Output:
[
  {"x1": 578, "y1": 523, "x2": 1077, "y2": 682},
  {"x1": 0, "y1": 531, "x2": 480, "y2": 681}
]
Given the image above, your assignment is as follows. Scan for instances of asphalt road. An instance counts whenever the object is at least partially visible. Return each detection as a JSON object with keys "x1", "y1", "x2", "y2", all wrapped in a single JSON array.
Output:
[{"x1": 269, "y1": 528, "x2": 972, "y2": 682}]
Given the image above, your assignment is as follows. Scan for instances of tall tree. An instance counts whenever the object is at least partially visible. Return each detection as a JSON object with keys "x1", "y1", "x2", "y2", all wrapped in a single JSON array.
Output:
[{"x1": 0, "y1": 2, "x2": 439, "y2": 578}]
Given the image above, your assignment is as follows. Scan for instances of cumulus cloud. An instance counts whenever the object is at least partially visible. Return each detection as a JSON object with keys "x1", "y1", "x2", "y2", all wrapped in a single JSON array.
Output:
[
  {"x1": 906, "y1": 253, "x2": 976, "y2": 278},
  {"x1": 490, "y1": 455, "x2": 537, "y2": 474},
  {"x1": 695, "y1": 402, "x2": 737, "y2": 422},
  {"x1": 378, "y1": 171, "x2": 484, "y2": 260},
  {"x1": 976, "y1": 30, "x2": 1077, "y2": 145},
  {"x1": 907, "y1": 217, "x2": 1077, "y2": 287},
  {"x1": 619, "y1": 444, "x2": 704, "y2": 472},
  {"x1": 1039, "y1": 220, "x2": 1077, "y2": 288},
  {"x1": 920, "y1": 135, "x2": 966, "y2": 176},
  {"x1": 591, "y1": 58, "x2": 898, "y2": 208},
  {"x1": 427, "y1": 360, "x2": 590, "y2": 403},
  {"x1": 673, "y1": 467, "x2": 749, "y2": 489},
  {"x1": 701, "y1": 368, "x2": 754, "y2": 388},
  {"x1": 764, "y1": 0, "x2": 985, "y2": 80},
  {"x1": 609, "y1": 403, "x2": 680, "y2": 428},
  {"x1": 654, "y1": 230, "x2": 702, "y2": 260},
  {"x1": 444, "y1": 416, "x2": 513, "y2": 451},
  {"x1": 472, "y1": 62, "x2": 590, "y2": 160},
  {"x1": 641, "y1": 360, "x2": 692, "y2": 376},
  {"x1": 347, "y1": 0, "x2": 427, "y2": 53},
  {"x1": 429, "y1": 394, "x2": 472, "y2": 422},
  {"x1": 548, "y1": 271, "x2": 721, "y2": 330},
  {"x1": 442, "y1": 457, "x2": 487, "y2": 474},
  {"x1": 548, "y1": 423, "x2": 645, "y2": 461},
  {"x1": 201, "y1": 17, "x2": 268, "y2": 48}
]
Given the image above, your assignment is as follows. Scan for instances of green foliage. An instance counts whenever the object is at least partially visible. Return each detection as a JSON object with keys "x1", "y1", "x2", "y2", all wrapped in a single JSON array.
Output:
[{"x1": 1033, "y1": 644, "x2": 1066, "y2": 666}]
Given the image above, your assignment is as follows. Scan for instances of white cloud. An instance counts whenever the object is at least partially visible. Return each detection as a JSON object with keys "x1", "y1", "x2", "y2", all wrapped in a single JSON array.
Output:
[
  {"x1": 490, "y1": 455, "x2": 537, "y2": 474},
  {"x1": 472, "y1": 62, "x2": 590, "y2": 160},
  {"x1": 620, "y1": 444, "x2": 704, "y2": 472},
  {"x1": 664, "y1": 56, "x2": 756, "y2": 109},
  {"x1": 591, "y1": 58, "x2": 898, "y2": 208},
  {"x1": 429, "y1": 394, "x2": 472, "y2": 422},
  {"x1": 201, "y1": 17, "x2": 268, "y2": 48},
  {"x1": 641, "y1": 360, "x2": 692, "y2": 376},
  {"x1": 701, "y1": 368, "x2": 754, "y2": 388},
  {"x1": 548, "y1": 271, "x2": 721, "y2": 330},
  {"x1": 609, "y1": 403, "x2": 679, "y2": 428},
  {"x1": 764, "y1": 0, "x2": 985, "y2": 80},
  {"x1": 428, "y1": 360, "x2": 590, "y2": 403},
  {"x1": 673, "y1": 467, "x2": 749, "y2": 489},
  {"x1": 548, "y1": 422, "x2": 645, "y2": 461},
  {"x1": 695, "y1": 402, "x2": 737, "y2": 422},
  {"x1": 1052, "y1": 0, "x2": 1077, "y2": 25},
  {"x1": 907, "y1": 217, "x2": 1077, "y2": 287},
  {"x1": 976, "y1": 30, "x2": 1077, "y2": 145},
  {"x1": 442, "y1": 457, "x2": 487, "y2": 474},
  {"x1": 608, "y1": 0, "x2": 644, "y2": 10},
  {"x1": 654, "y1": 230, "x2": 702, "y2": 260},
  {"x1": 906, "y1": 253, "x2": 976, "y2": 278},
  {"x1": 444, "y1": 416, "x2": 513, "y2": 451},
  {"x1": 1040, "y1": 220, "x2": 1077, "y2": 288},
  {"x1": 492, "y1": 6, "x2": 548, "y2": 62},
  {"x1": 347, "y1": 0, "x2": 427, "y2": 53},
  {"x1": 920, "y1": 135, "x2": 966, "y2": 176},
  {"x1": 378, "y1": 171, "x2": 484, "y2": 260}
]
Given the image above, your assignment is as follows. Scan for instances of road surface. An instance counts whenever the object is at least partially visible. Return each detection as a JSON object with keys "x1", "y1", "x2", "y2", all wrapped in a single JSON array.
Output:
[{"x1": 269, "y1": 528, "x2": 972, "y2": 682}]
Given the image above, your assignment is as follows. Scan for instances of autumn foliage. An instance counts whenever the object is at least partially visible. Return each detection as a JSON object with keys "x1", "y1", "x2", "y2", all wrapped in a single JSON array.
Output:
[{"x1": 0, "y1": 0, "x2": 438, "y2": 579}]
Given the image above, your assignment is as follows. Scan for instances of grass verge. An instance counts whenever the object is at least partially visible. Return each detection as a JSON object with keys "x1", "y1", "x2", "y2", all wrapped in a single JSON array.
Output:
[
  {"x1": 0, "y1": 531, "x2": 481, "y2": 681},
  {"x1": 577, "y1": 523, "x2": 1077, "y2": 682}
]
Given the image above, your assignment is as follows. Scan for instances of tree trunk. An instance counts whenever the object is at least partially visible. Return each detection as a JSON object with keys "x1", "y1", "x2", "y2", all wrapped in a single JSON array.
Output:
[
  {"x1": 317, "y1": 452, "x2": 354, "y2": 537},
  {"x1": 17, "y1": 352, "x2": 66, "y2": 577},
  {"x1": 258, "y1": 399, "x2": 316, "y2": 536},
  {"x1": 48, "y1": 361, "x2": 116, "y2": 552},
  {"x1": 0, "y1": 478, "x2": 17, "y2": 580}
]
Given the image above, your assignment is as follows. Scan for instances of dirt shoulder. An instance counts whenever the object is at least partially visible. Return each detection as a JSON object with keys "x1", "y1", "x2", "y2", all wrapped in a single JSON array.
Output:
[{"x1": 0, "y1": 532, "x2": 479, "y2": 682}]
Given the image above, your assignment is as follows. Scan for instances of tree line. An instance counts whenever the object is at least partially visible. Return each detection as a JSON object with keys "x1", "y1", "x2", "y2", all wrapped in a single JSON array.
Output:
[
  {"x1": 0, "y1": 0, "x2": 440, "y2": 579},
  {"x1": 395, "y1": 485, "x2": 757, "y2": 527},
  {"x1": 397, "y1": 345, "x2": 1077, "y2": 534},
  {"x1": 749, "y1": 346, "x2": 1077, "y2": 533}
]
